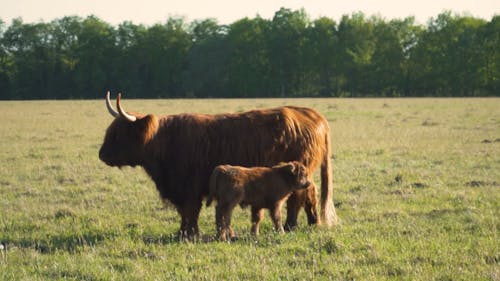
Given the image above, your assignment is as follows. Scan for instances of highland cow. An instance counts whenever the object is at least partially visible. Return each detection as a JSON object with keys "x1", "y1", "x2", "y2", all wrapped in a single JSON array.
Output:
[{"x1": 99, "y1": 92, "x2": 337, "y2": 238}]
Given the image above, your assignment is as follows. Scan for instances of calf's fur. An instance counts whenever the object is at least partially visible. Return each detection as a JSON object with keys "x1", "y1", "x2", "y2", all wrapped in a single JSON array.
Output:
[{"x1": 206, "y1": 162, "x2": 310, "y2": 241}]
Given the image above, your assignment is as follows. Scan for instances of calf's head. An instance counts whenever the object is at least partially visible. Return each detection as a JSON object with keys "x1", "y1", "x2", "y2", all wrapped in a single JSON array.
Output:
[
  {"x1": 99, "y1": 92, "x2": 159, "y2": 167},
  {"x1": 276, "y1": 161, "x2": 311, "y2": 190}
]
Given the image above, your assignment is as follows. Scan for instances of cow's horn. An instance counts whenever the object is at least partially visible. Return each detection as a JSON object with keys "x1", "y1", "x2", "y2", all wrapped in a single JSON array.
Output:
[
  {"x1": 106, "y1": 91, "x2": 119, "y2": 117},
  {"x1": 116, "y1": 93, "x2": 137, "y2": 122}
]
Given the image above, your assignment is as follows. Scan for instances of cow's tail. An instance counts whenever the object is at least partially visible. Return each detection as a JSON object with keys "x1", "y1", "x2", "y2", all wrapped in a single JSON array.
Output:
[
  {"x1": 320, "y1": 127, "x2": 339, "y2": 226},
  {"x1": 206, "y1": 167, "x2": 220, "y2": 207}
]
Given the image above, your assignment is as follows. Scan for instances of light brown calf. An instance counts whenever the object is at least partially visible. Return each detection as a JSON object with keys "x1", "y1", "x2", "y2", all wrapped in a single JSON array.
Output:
[{"x1": 206, "y1": 161, "x2": 311, "y2": 241}]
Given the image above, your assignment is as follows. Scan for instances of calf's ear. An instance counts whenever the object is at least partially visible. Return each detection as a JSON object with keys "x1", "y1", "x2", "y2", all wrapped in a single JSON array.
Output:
[{"x1": 279, "y1": 162, "x2": 296, "y2": 175}]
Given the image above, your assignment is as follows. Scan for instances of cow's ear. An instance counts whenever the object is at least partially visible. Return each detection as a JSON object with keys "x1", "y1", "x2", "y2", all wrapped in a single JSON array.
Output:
[{"x1": 137, "y1": 114, "x2": 159, "y2": 144}]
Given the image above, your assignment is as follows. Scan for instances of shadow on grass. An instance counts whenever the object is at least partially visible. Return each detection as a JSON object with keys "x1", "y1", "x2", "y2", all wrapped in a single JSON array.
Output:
[
  {"x1": 3, "y1": 230, "x2": 114, "y2": 254},
  {"x1": 0, "y1": 231, "x2": 225, "y2": 254},
  {"x1": 3, "y1": 221, "x2": 325, "y2": 253},
  {"x1": 2, "y1": 230, "x2": 219, "y2": 254}
]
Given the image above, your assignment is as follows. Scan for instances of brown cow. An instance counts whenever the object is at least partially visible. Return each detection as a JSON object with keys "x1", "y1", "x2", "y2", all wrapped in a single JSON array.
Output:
[
  {"x1": 206, "y1": 162, "x2": 311, "y2": 241},
  {"x1": 99, "y1": 92, "x2": 338, "y2": 238}
]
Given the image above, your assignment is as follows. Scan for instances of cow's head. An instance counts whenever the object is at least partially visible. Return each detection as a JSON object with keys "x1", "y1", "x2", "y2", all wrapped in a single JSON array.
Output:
[{"x1": 99, "y1": 92, "x2": 159, "y2": 167}]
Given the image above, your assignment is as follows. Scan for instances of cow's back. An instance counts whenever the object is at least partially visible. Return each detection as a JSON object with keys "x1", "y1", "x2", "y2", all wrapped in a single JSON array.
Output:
[{"x1": 209, "y1": 106, "x2": 328, "y2": 170}]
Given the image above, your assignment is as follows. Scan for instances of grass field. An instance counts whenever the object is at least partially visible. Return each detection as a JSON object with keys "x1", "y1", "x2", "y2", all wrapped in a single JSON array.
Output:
[{"x1": 0, "y1": 98, "x2": 499, "y2": 280}]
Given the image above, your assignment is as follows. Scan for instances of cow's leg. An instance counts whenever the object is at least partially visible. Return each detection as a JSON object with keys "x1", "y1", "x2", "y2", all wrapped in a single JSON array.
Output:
[
  {"x1": 304, "y1": 182, "x2": 319, "y2": 225},
  {"x1": 285, "y1": 182, "x2": 319, "y2": 230},
  {"x1": 179, "y1": 199, "x2": 202, "y2": 239},
  {"x1": 251, "y1": 207, "x2": 264, "y2": 236},
  {"x1": 270, "y1": 204, "x2": 285, "y2": 233}
]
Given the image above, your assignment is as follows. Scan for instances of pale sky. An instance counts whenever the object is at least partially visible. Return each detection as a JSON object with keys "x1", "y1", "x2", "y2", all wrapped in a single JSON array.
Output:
[{"x1": 1, "y1": 0, "x2": 499, "y2": 26}]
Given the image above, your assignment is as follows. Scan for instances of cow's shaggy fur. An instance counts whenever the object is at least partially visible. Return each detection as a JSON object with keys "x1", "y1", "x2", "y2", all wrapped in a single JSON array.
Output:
[{"x1": 99, "y1": 94, "x2": 338, "y2": 237}]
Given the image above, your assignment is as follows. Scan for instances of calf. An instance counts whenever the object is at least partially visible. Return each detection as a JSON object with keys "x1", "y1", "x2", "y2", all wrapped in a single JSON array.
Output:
[{"x1": 206, "y1": 161, "x2": 311, "y2": 241}]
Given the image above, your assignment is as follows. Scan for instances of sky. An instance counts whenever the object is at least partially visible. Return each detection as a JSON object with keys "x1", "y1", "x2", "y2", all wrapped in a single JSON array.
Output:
[{"x1": 1, "y1": 0, "x2": 499, "y2": 26}]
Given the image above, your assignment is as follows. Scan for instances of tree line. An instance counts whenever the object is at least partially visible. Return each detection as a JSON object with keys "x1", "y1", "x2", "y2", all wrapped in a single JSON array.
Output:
[{"x1": 0, "y1": 8, "x2": 498, "y2": 99}]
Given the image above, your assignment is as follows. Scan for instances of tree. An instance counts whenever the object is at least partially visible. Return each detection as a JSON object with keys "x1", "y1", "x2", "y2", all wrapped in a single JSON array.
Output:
[
  {"x1": 306, "y1": 17, "x2": 339, "y2": 96},
  {"x1": 2, "y1": 18, "x2": 56, "y2": 99},
  {"x1": 0, "y1": 19, "x2": 13, "y2": 99},
  {"x1": 184, "y1": 19, "x2": 229, "y2": 97},
  {"x1": 409, "y1": 12, "x2": 489, "y2": 96},
  {"x1": 72, "y1": 16, "x2": 116, "y2": 98},
  {"x1": 369, "y1": 17, "x2": 418, "y2": 96},
  {"x1": 50, "y1": 16, "x2": 82, "y2": 98},
  {"x1": 336, "y1": 13, "x2": 376, "y2": 96},
  {"x1": 395, "y1": 17, "x2": 424, "y2": 96},
  {"x1": 268, "y1": 8, "x2": 310, "y2": 96},
  {"x1": 227, "y1": 17, "x2": 271, "y2": 97},
  {"x1": 477, "y1": 15, "x2": 499, "y2": 95},
  {"x1": 0, "y1": 10, "x2": 498, "y2": 99}
]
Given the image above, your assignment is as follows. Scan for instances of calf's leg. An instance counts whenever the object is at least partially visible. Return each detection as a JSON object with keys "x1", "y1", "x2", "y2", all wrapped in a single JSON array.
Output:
[
  {"x1": 216, "y1": 201, "x2": 238, "y2": 241},
  {"x1": 270, "y1": 204, "x2": 285, "y2": 233},
  {"x1": 216, "y1": 203, "x2": 231, "y2": 241},
  {"x1": 251, "y1": 207, "x2": 264, "y2": 236}
]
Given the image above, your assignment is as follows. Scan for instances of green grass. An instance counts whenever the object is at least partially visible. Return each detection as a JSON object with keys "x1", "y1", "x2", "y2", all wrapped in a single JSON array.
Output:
[{"x1": 0, "y1": 98, "x2": 499, "y2": 280}]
